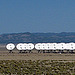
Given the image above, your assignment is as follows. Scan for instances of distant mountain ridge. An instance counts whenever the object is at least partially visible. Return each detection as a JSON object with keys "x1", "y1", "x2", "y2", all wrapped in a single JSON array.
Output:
[{"x1": 0, "y1": 32, "x2": 75, "y2": 44}]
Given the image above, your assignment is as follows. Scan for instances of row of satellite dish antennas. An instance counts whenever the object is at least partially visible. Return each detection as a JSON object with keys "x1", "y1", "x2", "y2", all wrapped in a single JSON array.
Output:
[{"x1": 6, "y1": 43, "x2": 75, "y2": 53}]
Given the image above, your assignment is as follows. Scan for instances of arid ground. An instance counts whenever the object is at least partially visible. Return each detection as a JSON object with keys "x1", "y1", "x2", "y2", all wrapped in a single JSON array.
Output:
[
  {"x1": 0, "y1": 45, "x2": 75, "y2": 74},
  {"x1": 0, "y1": 45, "x2": 75, "y2": 61}
]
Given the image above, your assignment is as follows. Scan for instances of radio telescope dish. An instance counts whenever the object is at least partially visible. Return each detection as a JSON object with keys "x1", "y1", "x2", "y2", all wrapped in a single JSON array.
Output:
[
  {"x1": 57, "y1": 43, "x2": 66, "y2": 50},
  {"x1": 6, "y1": 43, "x2": 15, "y2": 50},
  {"x1": 41, "y1": 43, "x2": 46, "y2": 50},
  {"x1": 66, "y1": 43, "x2": 75, "y2": 50},
  {"x1": 27, "y1": 43, "x2": 34, "y2": 50},
  {"x1": 35, "y1": 43, "x2": 42, "y2": 50},
  {"x1": 22, "y1": 43, "x2": 27, "y2": 50},
  {"x1": 16, "y1": 43, "x2": 23, "y2": 50},
  {"x1": 46, "y1": 43, "x2": 51, "y2": 50}
]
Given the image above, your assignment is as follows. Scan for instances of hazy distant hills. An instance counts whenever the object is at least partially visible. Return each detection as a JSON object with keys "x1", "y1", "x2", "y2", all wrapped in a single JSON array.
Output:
[{"x1": 0, "y1": 32, "x2": 75, "y2": 44}]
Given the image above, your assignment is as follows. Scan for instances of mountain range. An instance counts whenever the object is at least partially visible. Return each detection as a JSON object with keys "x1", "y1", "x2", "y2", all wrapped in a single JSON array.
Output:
[{"x1": 0, "y1": 32, "x2": 75, "y2": 44}]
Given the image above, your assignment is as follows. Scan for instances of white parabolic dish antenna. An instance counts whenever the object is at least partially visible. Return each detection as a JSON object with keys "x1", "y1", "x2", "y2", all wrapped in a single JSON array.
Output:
[
  {"x1": 35, "y1": 43, "x2": 41, "y2": 50},
  {"x1": 6, "y1": 43, "x2": 15, "y2": 50},
  {"x1": 27, "y1": 43, "x2": 34, "y2": 50},
  {"x1": 16, "y1": 43, "x2": 23, "y2": 50},
  {"x1": 22, "y1": 43, "x2": 27, "y2": 50}
]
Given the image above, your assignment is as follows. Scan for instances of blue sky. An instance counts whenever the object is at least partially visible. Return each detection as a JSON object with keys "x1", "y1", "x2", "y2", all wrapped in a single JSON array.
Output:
[{"x1": 0, "y1": 0, "x2": 75, "y2": 34}]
